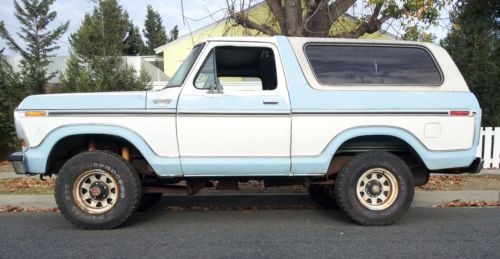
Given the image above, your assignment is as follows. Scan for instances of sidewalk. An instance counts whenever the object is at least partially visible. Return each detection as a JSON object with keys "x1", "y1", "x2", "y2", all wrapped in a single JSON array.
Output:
[
  {"x1": 0, "y1": 168, "x2": 499, "y2": 210},
  {"x1": 0, "y1": 171, "x2": 18, "y2": 179},
  {"x1": 0, "y1": 190, "x2": 499, "y2": 210},
  {"x1": 476, "y1": 169, "x2": 500, "y2": 175},
  {"x1": 0, "y1": 195, "x2": 56, "y2": 208}
]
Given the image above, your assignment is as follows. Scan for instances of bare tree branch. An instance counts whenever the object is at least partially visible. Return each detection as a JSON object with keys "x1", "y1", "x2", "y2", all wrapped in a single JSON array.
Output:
[
  {"x1": 334, "y1": 3, "x2": 390, "y2": 38},
  {"x1": 265, "y1": 0, "x2": 286, "y2": 34},
  {"x1": 302, "y1": 0, "x2": 356, "y2": 37},
  {"x1": 327, "y1": 0, "x2": 357, "y2": 23},
  {"x1": 223, "y1": 0, "x2": 437, "y2": 39},
  {"x1": 303, "y1": 0, "x2": 318, "y2": 22},
  {"x1": 227, "y1": 3, "x2": 279, "y2": 36}
]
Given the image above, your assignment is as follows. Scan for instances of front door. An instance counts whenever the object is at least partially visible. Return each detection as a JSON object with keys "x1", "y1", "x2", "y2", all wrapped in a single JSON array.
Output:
[{"x1": 177, "y1": 42, "x2": 291, "y2": 176}]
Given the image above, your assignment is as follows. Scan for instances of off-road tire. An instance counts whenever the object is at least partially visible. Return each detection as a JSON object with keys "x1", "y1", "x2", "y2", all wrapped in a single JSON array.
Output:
[
  {"x1": 55, "y1": 151, "x2": 142, "y2": 229},
  {"x1": 308, "y1": 185, "x2": 338, "y2": 209},
  {"x1": 137, "y1": 193, "x2": 163, "y2": 212},
  {"x1": 334, "y1": 151, "x2": 414, "y2": 226}
]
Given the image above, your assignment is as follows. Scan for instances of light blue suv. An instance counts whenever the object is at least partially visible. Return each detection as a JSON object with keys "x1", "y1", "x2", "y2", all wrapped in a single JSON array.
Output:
[{"x1": 10, "y1": 36, "x2": 482, "y2": 229}]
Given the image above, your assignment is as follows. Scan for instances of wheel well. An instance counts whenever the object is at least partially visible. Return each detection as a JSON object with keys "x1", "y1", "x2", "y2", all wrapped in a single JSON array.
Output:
[
  {"x1": 327, "y1": 135, "x2": 427, "y2": 175},
  {"x1": 46, "y1": 134, "x2": 154, "y2": 176}
]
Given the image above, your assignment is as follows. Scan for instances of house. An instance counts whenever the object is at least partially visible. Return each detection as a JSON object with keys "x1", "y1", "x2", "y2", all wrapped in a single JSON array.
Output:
[{"x1": 155, "y1": 2, "x2": 397, "y2": 78}]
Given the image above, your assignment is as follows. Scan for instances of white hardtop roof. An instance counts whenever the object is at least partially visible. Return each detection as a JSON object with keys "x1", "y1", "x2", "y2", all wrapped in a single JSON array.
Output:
[
  {"x1": 204, "y1": 36, "x2": 280, "y2": 43},
  {"x1": 155, "y1": 34, "x2": 435, "y2": 54},
  {"x1": 202, "y1": 36, "x2": 437, "y2": 48}
]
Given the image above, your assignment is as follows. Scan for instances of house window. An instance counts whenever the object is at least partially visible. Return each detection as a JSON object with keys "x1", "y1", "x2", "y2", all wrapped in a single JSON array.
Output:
[
  {"x1": 194, "y1": 46, "x2": 277, "y2": 91},
  {"x1": 305, "y1": 44, "x2": 442, "y2": 85}
]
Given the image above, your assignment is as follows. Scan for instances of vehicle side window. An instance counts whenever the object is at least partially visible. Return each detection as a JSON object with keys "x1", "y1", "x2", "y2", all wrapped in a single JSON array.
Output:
[
  {"x1": 194, "y1": 50, "x2": 217, "y2": 89},
  {"x1": 305, "y1": 44, "x2": 442, "y2": 85},
  {"x1": 194, "y1": 46, "x2": 278, "y2": 91},
  {"x1": 218, "y1": 77, "x2": 263, "y2": 91}
]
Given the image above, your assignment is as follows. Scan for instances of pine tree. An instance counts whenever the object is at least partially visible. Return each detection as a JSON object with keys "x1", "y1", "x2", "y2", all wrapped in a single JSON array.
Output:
[
  {"x1": 0, "y1": 48, "x2": 26, "y2": 154},
  {"x1": 0, "y1": 0, "x2": 69, "y2": 94},
  {"x1": 143, "y1": 5, "x2": 167, "y2": 54},
  {"x1": 169, "y1": 25, "x2": 179, "y2": 42},
  {"x1": 70, "y1": 0, "x2": 129, "y2": 60},
  {"x1": 441, "y1": 0, "x2": 500, "y2": 126},
  {"x1": 124, "y1": 22, "x2": 146, "y2": 56},
  {"x1": 60, "y1": 0, "x2": 150, "y2": 92}
]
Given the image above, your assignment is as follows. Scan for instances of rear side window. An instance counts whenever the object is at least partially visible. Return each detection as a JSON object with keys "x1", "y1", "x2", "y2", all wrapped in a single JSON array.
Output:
[{"x1": 305, "y1": 44, "x2": 442, "y2": 85}]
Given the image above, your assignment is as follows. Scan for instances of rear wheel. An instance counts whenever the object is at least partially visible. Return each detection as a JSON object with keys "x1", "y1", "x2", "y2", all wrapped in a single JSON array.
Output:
[
  {"x1": 335, "y1": 151, "x2": 414, "y2": 225},
  {"x1": 55, "y1": 151, "x2": 142, "y2": 229}
]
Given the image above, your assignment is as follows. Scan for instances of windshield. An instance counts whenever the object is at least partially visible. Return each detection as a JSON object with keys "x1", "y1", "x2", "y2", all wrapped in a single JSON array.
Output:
[{"x1": 166, "y1": 43, "x2": 205, "y2": 88}]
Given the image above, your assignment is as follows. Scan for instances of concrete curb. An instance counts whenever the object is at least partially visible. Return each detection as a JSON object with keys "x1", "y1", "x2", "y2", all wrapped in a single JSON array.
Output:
[
  {"x1": 0, "y1": 190, "x2": 499, "y2": 209},
  {"x1": 0, "y1": 195, "x2": 56, "y2": 208},
  {"x1": 412, "y1": 190, "x2": 500, "y2": 207}
]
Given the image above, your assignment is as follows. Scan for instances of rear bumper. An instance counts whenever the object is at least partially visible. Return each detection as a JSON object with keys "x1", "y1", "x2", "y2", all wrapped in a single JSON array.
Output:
[
  {"x1": 464, "y1": 157, "x2": 483, "y2": 174},
  {"x1": 435, "y1": 157, "x2": 484, "y2": 174},
  {"x1": 9, "y1": 152, "x2": 27, "y2": 175}
]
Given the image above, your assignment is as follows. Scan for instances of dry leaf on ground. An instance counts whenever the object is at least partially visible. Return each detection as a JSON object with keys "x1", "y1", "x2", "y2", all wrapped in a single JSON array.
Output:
[
  {"x1": 0, "y1": 205, "x2": 59, "y2": 212},
  {"x1": 435, "y1": 199, "x2": 500, "y2": 208},
  {"x1": 420, "y1": 176, "x2": 466, "y2": 190},
  {"x1": 4, "y1": 178, "x2": 55, "y2": 192}
]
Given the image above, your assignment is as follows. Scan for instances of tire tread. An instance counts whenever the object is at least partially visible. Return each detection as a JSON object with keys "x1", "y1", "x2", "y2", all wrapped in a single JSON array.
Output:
[
  {"x1": 55, "y1": 150, "x2": 142, "y2": 230},
  {"x1": 335, "y1": 151, "x2": 414, "y2": 226}
]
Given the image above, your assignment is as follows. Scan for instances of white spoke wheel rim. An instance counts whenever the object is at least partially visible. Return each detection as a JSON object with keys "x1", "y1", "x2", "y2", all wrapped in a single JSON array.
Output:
[
  {"x1": 73, "y1": 169, "x2": 119, "y2": 214},
  {"x1": 356, "y1": 168, "x2": 399, "y2": 210}
]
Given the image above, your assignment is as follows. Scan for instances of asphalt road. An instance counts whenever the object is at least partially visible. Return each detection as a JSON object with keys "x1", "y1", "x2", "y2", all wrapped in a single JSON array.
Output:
[{"x1": 0, "y1": 207, "x2": 499, "y2": 258}]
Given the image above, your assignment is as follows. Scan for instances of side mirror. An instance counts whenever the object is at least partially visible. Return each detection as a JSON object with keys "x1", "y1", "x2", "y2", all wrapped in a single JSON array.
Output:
[
  {"x1": 208, "y1": 84, "x2": 217, "y2": 94},
  {"x1": 207, "y1": 79, "x2": 223, "y2": 94}
]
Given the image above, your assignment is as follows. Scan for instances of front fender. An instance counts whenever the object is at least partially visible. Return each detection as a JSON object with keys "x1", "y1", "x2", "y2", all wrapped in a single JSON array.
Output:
[{"x1": 24, "y1": 124, "x2": 182, "y2": 177}]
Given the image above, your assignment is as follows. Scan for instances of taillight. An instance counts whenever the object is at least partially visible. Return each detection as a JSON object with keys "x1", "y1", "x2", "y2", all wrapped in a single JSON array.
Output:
[{"x1": 450, "y1": 111, "x2": 470, "y2": 116}]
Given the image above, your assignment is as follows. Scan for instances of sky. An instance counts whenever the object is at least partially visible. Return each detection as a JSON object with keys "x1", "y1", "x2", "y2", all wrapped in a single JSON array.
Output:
[
  {"x1": 0, "y1": 0, "x2": 451, "y2": 56},
  {"x1": 0, "y1": 0, "x2": 230, "y2": 55}
]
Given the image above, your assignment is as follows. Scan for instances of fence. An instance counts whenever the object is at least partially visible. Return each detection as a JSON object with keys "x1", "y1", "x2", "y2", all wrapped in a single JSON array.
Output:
[{"x1": 477, "y1": 127, "x2": 500, "y2": 169}]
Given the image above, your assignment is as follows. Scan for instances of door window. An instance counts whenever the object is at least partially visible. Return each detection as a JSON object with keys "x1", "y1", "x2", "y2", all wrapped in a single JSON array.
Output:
[{"x1": 194, "y1": 46, "x2": 278, "y2": 91}]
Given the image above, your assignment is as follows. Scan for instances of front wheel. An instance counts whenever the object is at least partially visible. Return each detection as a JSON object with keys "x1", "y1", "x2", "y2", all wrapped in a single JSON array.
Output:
[
  {"x1": 55, "y1": 151, "x2": 142, "y2": 229},
  {"x1": 334, "y1": 151, "x2": 414, "y2": 226}
]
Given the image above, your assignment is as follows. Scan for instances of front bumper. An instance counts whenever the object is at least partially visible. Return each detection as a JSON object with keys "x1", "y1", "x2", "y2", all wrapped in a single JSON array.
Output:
[{"x1": 9, "y1": 152, "x2": 27, "y2": 175}]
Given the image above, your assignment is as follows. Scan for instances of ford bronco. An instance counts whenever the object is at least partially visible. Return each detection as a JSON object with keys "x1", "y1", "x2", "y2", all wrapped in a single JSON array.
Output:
[{"x1": 9, "y1": 36, "x2": 482, "y2": 229}]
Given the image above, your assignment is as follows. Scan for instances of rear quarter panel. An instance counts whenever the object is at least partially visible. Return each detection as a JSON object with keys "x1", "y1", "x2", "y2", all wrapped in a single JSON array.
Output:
[{"x1": 276, "y1": 37, "x2": 481, "y2": 174}]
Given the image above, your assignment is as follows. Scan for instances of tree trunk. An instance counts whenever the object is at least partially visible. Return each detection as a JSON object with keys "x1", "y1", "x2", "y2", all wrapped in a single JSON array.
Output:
[
  {"x1": 227, "y1": 0, "x2": 390, "y2": 39},
  {"x1": 303, "y1": 1, "x2": 332, "y2": 37},
  {"x1": 284, "y1": 0, "x2": 303, "y2": 36}
]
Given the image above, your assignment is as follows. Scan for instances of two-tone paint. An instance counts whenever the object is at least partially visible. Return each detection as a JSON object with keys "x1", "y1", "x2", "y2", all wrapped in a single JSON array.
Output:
[{"x1": 13, "y1": 36, "x2": 481, "y2": 177}]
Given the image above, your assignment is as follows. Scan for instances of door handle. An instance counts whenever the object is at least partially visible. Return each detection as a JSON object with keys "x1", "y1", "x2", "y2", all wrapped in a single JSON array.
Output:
[{"x1": 263, "y1": 100, "x2": 279, "y2": 105}]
